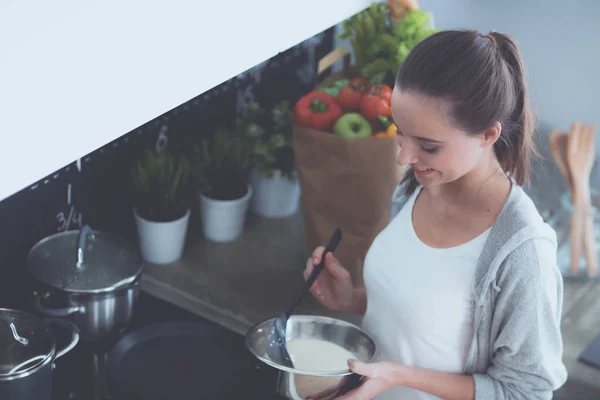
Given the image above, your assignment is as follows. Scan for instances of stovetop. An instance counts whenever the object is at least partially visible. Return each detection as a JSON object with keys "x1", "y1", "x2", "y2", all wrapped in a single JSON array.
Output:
[{"x1": 47, "y1": 291, "x2": 284, "y2": 400}]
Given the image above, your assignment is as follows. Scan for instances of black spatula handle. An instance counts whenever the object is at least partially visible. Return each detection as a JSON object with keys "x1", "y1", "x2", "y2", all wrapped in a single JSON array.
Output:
[{"x1": 286, "y1": 228, "x2": 342, "y2": 318}]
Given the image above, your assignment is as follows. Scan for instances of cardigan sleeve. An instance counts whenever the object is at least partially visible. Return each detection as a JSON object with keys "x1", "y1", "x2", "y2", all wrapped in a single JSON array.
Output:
[{"x1": 473, "y1": 237, "x2": 568, "y2": 400}]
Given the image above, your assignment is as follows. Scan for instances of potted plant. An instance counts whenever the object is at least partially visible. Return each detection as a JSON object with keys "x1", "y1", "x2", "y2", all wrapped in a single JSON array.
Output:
[
  {"x1": 193, "y1": 125, "x2": 254, "y2": 242},
  {"x1": 241, "y1": 100, "x2": 300, "y2": 218},
  {"x1": 129, "y1": 147, "x2": 192, "y2": 264}
]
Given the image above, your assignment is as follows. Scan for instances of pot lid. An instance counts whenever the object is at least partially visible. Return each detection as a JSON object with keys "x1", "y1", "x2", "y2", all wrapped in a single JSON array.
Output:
[
  {"x1": 0, "y1": 309, "x2": 54, "y2": 379},
  {"x1": 27, "y1": 225, "x2": 143, "y2": 293}
]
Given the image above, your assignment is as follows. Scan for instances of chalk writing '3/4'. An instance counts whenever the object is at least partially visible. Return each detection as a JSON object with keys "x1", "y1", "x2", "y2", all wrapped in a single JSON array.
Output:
[{"x1": 56, "y1": 206, "x2": 83, "y2": 232}]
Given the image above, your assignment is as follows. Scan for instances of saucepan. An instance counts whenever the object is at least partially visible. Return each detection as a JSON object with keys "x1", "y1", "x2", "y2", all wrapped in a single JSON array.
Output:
[
  {"x1": 27, "y1": 225, "x2": 144, "y2": 342},
  {"x1": 246, "y1": 315, "x2": 377, "y2": 400},
  {"x1": 0, "y1": 308, "x2": 79, "y2": 400}
]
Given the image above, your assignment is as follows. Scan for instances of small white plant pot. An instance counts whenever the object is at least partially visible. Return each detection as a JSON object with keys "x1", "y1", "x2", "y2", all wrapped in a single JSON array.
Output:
[
  {"x1": 249, "y1": 168, "x2": 300, "y2": 218},
  {"x1": 134, "y1": 207, "x2": 191, "y2": 264},
  {"x1": 199, "y1": 185, "x2": 253, "y2": 242}
]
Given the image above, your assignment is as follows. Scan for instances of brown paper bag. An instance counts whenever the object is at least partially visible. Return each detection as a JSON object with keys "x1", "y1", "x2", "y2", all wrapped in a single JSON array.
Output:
[{"x1": 294, "y1": 48, "x2": 403, "y2": 285}]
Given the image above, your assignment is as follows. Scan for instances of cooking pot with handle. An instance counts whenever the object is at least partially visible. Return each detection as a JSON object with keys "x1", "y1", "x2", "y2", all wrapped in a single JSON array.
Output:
[
  {"x1": 28, "y1": 225, "x2": 144, "y2": 341},
  {"x1": 0, "y1": 308, "x2": 79, "y2": 400}
]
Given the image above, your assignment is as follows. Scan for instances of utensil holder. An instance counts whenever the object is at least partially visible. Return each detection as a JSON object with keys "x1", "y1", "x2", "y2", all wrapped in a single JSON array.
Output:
[{"x1": 547, "y1": 189, "x2": 600, "y2": 279}]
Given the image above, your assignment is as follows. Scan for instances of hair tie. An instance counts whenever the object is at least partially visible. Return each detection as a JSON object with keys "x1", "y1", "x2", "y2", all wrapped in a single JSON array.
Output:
[{"x1": 485, "y1": 33, "x2": 496, "y2": 45}]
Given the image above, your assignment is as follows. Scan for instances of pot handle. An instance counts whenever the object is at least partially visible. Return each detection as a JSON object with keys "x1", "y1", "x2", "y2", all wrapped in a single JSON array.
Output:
[
  {"x1": 0, "y1": 315, "x2": 29, "y2": 346},
  {"x1": 76, "y1": 224, "x2": 94, "y2": 268},
  {"x1": 32, "y1": 291, "x2": 84, "y2": 317},
  {"x1": 44, "y1": 318, "x2": 80, "y2": 360}
]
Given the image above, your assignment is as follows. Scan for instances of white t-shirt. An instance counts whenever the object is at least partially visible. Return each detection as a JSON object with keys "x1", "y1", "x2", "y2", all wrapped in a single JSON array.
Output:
[{"x1": 361, "y1": 186, "x2": 490, "y2": 400}]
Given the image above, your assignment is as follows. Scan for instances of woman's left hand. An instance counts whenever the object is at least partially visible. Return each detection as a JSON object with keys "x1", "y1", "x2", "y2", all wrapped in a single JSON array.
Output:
[
  {"x1": 336, "y1": 359, "x2": 477, "y2": 400},
  {"x1": 335, "y1": 359, "x2": 401, "y2": 400}
]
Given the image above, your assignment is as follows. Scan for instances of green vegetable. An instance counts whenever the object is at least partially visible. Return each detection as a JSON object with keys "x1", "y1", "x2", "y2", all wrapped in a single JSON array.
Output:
[
  {"x1": 316, "y1": 79, "x2": 350, "y2": 97},
  {"x1": 360, "y1": 58, "x2": 396, "y2": 86},
  {"x1": 365, "y1": 32, "x2": 402, "y2": 60},
  {"x1": 394, "y1": 10, "x2": 438, "y2": 65},
  {"x1": 338, "y1": 2, "x2": 390, "y2": 76},
  {"x1": 317, "y1": 87, "x2": 339, "y2": 96},
  {"x1": 332, "y1": 78, "x2": 350, "y2": 88},
  {"x1": 338, "y1": 4, "x2": 438, "y2": 86}
]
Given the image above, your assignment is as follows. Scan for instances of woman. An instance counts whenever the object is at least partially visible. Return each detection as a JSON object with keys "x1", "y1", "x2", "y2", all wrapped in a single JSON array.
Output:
[{"x1": 303, "y1": 30, "x2": 567, "y2": 400}]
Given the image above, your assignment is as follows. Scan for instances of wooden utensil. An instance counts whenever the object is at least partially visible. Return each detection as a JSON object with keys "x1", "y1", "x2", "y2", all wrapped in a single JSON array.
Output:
[
  {"x1": 549, "y1": 130, "x2": 573, "y2": 190},
  {"x1": 567, "y1": 122, "x2": 597, "y2": 277},
  {"x1": 567, "y1": 123, "x2": 584, "y2": 276},
  {"x1": 581, "y1": 124, "x2": 597, "y2": 277}
]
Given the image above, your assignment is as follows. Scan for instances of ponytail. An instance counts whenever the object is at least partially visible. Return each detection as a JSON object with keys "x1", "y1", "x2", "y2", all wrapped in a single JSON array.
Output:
[{"x1": 488, "y1": 32, "x2": 537, "y2": 186}]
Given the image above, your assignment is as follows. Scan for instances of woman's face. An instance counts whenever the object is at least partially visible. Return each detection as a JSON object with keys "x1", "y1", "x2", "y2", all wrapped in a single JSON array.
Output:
[{"x1": 391, "y1": 88, "x2": 492, "y2": 187}]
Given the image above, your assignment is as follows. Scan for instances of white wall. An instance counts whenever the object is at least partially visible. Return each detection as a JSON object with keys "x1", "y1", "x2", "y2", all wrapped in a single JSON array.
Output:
[
  {"x1": 421, "y1": 0, "x2": 600, "y2": 139},
  {"x1": 0, "y1": 0, "x2": 373, "y2": 203}
]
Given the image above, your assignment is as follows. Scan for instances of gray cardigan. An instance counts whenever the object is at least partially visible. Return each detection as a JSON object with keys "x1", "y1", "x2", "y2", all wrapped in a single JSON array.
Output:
[{"x1": 389, "y1": 180, "x2": 568, "y2": 399}]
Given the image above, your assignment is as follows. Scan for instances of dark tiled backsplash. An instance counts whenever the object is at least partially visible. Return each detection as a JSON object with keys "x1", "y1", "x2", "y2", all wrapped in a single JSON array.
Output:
[{"x1": 0, "y1": 29, "x2": 335, "y2": 308}]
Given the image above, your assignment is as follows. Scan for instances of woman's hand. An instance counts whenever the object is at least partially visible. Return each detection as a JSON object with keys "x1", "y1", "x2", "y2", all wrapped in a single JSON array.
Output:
[
  {"x1": 338, "y1": 360, "x2": 476, "y2": 400},
  {"x1": 303, "y1": 246, "x2": 362, "y2": 313},
  {"x1": 335, "y1": 360, "x2": 401, "y2": 400}
]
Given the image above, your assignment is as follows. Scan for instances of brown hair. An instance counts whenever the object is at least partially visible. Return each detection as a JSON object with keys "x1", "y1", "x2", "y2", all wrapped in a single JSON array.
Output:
[{"x1": 395, "y1": 30, "x2": 536, "y2": 196}]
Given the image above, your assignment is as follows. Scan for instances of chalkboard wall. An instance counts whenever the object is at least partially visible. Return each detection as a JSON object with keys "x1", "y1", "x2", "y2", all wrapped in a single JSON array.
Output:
[{"x1": 0, "y1": 29, "x2": 335, "y2": 309}]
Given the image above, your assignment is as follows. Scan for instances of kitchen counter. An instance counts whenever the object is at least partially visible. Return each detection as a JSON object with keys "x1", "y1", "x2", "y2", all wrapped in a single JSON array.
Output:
[
  {"x1": 141, "y1": 206, "x2": 600, "y2": 399},
  {"x1": 555, "y1": 279, "x2": 600, "y2": 399},
  {"x1": 140, "y1": 210, "x2": 361, "y2": 336}
]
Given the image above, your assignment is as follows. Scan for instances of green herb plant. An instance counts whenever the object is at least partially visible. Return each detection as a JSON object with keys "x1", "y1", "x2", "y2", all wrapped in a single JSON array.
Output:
[
  {"x1": 193, "y1": 125, "x2": 254, "y2": 201},
  {"x1": 240, "y1": 100, "x2": 296, "y2": 180},
  {"x1": 129, "y1": 148, "x2": 192, "y2": 222}
]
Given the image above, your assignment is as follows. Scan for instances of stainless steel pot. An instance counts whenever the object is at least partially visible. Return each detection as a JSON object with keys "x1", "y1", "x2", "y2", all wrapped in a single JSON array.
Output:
[
  {"x1": 28, "y1": 225, "x2": 144, "y2": 342},
  {"x1": 246, "y1": 315, "x2": 377, "y2": 400},
  {"x1": 0, "y1": 308, "x2": 79, "y2": 400}
]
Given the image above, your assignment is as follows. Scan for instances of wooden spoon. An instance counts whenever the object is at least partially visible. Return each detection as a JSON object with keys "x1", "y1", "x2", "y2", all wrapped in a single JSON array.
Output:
[
  {"x1": 581, "y1": 124, "x2": 597, "y2": 277},
  {"x1": 549, "y1": 130, "x2": 572, "y2": 190},
  {"x1": 567, "y1": 122, "x2": 597, "y2": 277},
  {"x1": 567, "y1": 122, "x2": 584, "y2": 276}
]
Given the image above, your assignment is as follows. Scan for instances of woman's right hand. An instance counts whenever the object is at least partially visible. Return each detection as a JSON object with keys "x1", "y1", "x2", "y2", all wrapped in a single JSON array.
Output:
[{"x1": 303, "y1": 246, "x2": 356, "y2": 313}]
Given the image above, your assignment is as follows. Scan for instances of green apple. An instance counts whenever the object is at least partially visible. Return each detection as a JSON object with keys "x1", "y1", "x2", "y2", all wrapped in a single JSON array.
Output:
[{"x1": 333, "y1": 113, "x2": 373, "y2": 138}]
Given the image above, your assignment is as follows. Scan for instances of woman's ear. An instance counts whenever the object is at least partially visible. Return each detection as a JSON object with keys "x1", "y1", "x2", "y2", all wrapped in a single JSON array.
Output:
[{"x1": 481, "y1": 121, "x2": 502, "y2": 148}]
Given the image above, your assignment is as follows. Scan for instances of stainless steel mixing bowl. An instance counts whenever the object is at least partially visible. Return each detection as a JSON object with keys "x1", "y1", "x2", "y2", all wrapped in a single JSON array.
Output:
[{"x1": 246, "y1": 315, "x2": 377, "y2": 400}]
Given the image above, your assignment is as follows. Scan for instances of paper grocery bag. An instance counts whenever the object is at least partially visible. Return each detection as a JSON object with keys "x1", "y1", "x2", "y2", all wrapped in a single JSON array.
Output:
[{"x1": 293, "y1": 124, "x2": 403, "y2": 286}]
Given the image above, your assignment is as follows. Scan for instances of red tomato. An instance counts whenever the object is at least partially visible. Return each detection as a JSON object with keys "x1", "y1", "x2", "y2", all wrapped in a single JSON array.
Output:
[
  {"x1": 337, "y1": 78, "x2": 371, "y2": 110},
  {"x1": 370, "y1": 84, "x2": 392, "y2": 104},
  {"x1": 360, "y1": 93, "x2": 392, "y2": 122}
]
